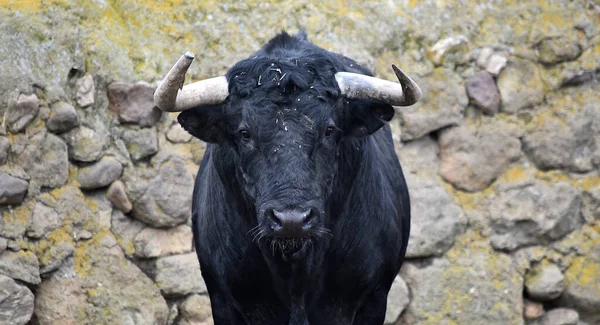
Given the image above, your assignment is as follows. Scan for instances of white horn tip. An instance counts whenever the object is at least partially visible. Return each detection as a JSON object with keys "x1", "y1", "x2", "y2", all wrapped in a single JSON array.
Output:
[{"x1": 184, "y1": 52, "x2": 195, "y2": 59}]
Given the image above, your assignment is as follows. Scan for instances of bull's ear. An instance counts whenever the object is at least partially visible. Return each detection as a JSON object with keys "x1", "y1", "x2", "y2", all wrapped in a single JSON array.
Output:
[
  {"x1": 177, "y1": 105, "x2": 228, "y2": 143},
  {"x1": 343, "y1": 100, "x2": 395, "y2": 137}
]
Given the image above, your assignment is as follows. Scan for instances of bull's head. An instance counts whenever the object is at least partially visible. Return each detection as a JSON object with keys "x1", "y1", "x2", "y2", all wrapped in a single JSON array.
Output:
[{"x1": 154, "y1": 47, "x2": 420, "y2": 254}]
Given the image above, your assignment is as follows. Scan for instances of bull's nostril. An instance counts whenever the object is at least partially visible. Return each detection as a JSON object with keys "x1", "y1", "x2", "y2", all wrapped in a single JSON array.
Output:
[
  {"x1": 303, "y1": 209, "x2": 314, "y2": 226},
  {"x1": 268, "y1": 210, "x2": 283, "y2": 228}
]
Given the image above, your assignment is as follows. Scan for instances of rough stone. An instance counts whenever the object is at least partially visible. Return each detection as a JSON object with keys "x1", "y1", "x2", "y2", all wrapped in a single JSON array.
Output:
[
  {"x1": 34, "y1": 233, "x2": 169, "y2": 325},
  {"x1": 523, "y1": 99, "x2": 600, "y2": 173},
  {"x1": 537, "y1": 38, "x2": 582, "y2": 65},
  {"x1": 477, "y1": 47, "x2": 508, "y2": 76},
  {"x1": 439, "y1": 125, "x2": 521, "y2": 192},
  {"x1": 179, "y1": 294, "x2": 213, "y2": 325},
  {"x1": 46, "y1": 101, "x2": 79, "y2": 133},
  {"x1": 110, "y1": 209, "x2": 146, "y2": 256},
  {"x1": 396, "y1": 136, "x2": 440, "y2": 174},
  {"x1": 62, "y1": 126, "x2": 105, "y2": 162},
  {"x1": 145, "y1": 252, "x2": 206, "y2": 297},
  {"x1": 77, "y1": 156, "x2": 123, "y2": 190},
  {"x1": 404, "y1": 174, "x2": 466, "y2": 258},
  {"x1": 533, "y1": 308, "x2": 579, "y2": 325},
  {"x1": 525, "y1": 263, "x2": 565, "y2": 301},
  {"x1": 18, "y1": 132, "x2": 69, "y2": 188},
  {"x1": 558, "y1": 241, "x2": 600, "y2": 324},
  {"x1": 107, "y1": 180, "x2": 133, "y2": 213},
  {"x1": 399, "y1": 68, "x2": 468, "y2": 141},
  {"x1": 107, "y1": 82, "x2": 162, "y2": 127},
  {"x1": 0, "y1": 173, "x2": 28, "y2": 205},
  {"x1": 0, "y1": 136, "x2": 9, "y2": 165},
  {"x1": 38, "y1": 240, "x2": 74, "y2": 275},
  {"x1": 489, "y1": 182, "x2": 581, "y2": 251},
  {"x1": 134, "y1": 224, "x2": 193, "y2": 258},
  {"x1": 75, "y1": 73, "x2": 95, "y2": 108},
  {"x1": 4, "y1": 92, "x2": 39, "y2": 133},
  {"x1": 0, "y1": 274, "x2": 34, "y2": 325},
  {"x1": 400, "y1": 233, "x2": 524, "y2": 325},
  {"x1": 0, "y1": 201, "x2": 33, "y2": 238},
  {"x1": 466, "y1": 71, "x2": 501, "y2": 115},
  {"x1": 122, "y1": 127, "x2": 158, "y2": 161},
  {"x1": 384, "y1": 275, "x2": 410, "y2": 325},
  {"x1": 428, "y1": 35, "x2": 469, "y2": 66},
  {"x1": 167, "y1": 122, "x2": 193, "y2": 143},
  {"x1": 27, "y1": 202, "x2": 61, "y2": 238},
  {"x1": 130, "y1": 157, "x2": 193, "y2": 227},
  {"x1": 523, "y1": 299, "x2": 544, "y2": 320},
  {"x1": 0, "y1": 238, "x2": 6, "y2": 253},
  {"x1": 0, "y1": 250, "x2": 40, "y2": 284},
  {"x1": 581, "y1": 187, "x2": 600, "y2": 223},
  {"x1": 497, "y1": 58, "x2": 544, "y2": 114}
]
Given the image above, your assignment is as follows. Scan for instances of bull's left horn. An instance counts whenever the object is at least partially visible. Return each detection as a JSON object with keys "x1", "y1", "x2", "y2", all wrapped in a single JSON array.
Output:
[
  {"x1": 335, "y1": 65, "x2": 421, "y2": 106},
  {"x1": 154, "y1": 52, "x2": 229, "y2": 112}
]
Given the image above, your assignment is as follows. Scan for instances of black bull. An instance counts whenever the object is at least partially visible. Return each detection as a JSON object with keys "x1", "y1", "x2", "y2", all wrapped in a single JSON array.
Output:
[{"x1": 176, "y1": 32, "x2": 413, "y2": 325}]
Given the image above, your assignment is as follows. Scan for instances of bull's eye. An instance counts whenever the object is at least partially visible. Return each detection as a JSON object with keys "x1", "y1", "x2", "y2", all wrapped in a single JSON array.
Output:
[
  {"x1": 325, "y1": 126, "x2": 335, "y2": 137},
  {"x1": 239, "y1": 129, "x2": 251, "y2": 141}
]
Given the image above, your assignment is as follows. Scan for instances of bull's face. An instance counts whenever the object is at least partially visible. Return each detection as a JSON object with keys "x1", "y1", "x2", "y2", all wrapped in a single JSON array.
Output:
[
  {"x1": 154, "y1": 38, "x2": 421, "y2": 254},
  {"x1": 177, "y1": 58, "x2": 397, "y2": 251}
]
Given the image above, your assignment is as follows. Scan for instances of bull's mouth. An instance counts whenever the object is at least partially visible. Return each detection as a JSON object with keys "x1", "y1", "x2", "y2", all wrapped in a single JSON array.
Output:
[{"x1": 269, "y1": 237, "x2": 311, "y2": 257}]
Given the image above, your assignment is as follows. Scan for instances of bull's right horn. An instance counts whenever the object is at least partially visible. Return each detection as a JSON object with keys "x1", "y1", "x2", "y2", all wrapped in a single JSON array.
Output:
[{"x1": 154, "y1": 52, "x2": 229, "y2": 112}]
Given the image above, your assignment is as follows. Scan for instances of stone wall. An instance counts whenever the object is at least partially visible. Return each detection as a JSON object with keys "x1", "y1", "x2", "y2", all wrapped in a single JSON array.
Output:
[{"x1": 0, "y1": 1, "x2": 599, "y2": 324}]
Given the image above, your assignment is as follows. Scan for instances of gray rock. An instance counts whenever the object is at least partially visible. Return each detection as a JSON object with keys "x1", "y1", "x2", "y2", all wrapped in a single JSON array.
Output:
[
  {"x1": 0, "y1": 136, "x2": 9, "y2": 165},
  {"x1": 523, "y1": 102, "x2": 600, "y2": 173},
  {"x1": 399, "y1": 68, "x2": 468, "y2": 141},
  {"x1": 489, "y1": 182, "x2": 581, "y2": 251},
  {"x1": 0, "y1": 238, "x2": 6, "y2": 253},
  {"x1": 75, "y1": 73, "x2": 95, "y2": 108},
  {"x1": 166, "y1": 122, "x2": 193, "y2": 143},
  {"x1": 558, "y1": 241, "x2": 600, "y2": 324},
  {"x1": 107, "y1": 180, "x2": 133, "y2": 213},
  {"x1": 428, "y1": 35, "x2": 469, "y2": 66},
  {"x1": 400, "y1": 247, "x2": 524, "y2": 325},
  {"x1": 404, "y1": 174, "x2": 466, "y2": 258},
  {"x1": 497, "y1": 58, "x2": 544, "y2": 114},
  {"x1": 533, "y1": 308, "x2": 579, "y2": 325},
  {"x1": 466, "y1": 71, "x2": 501, "y2": 115},
  {"x1": 46, "y1": 101, "x2": 79, "y2": 133},
  {"x1": 146, "y1": 253, "x2": 206, "y2": 297},
  {"x1": 18, "y1": 132, "x2": 69, "y2": 188},
  {"x1": 581, "y1": 187, "x2": 600, "y2": 223},
  {"x1": 134, "y1": 224, "x2": 193, "y2": 258},
  {"x1": 34, "y1": 233, "x2": 169, "y2": 325},
  {"x1": 78, "y1": 156, "x2": 123, "y2": 190},
  {"x1": 26, "y1": 202, "x2": 61, "y2": 238},
  {"x1": 0, "y1": 250, "x2": 40, "y2": 284},
  {"x1": 525, "y1": 263, "x2": 565, "y2": 301},
  {"x1": 439, "y1": 125, "x2": 521, "y2": 192},
  {"x1": 122, "y1": 127, "x2": 158, "y2": 161},
  {"x1": 0, "y1": 274, "x2": 34, "y2": 325},
  {"x1": 537, "y1": 38, "x2": 582, "y2": 65},
  {"x1": 38, "y1": 240, "x2": 74, "y2": 275},
  {"x1": 4, "y1": 92, "x2": 39, "y2": 133},
  {"x1": 0, "y1": 201, "x2": 32, "y2": 238},
  {"x1": 110, "y1": 209, "x2": 146, "y2": 256},
  {"x1": 396, "y1": 136, "x2": 440, "y2": 174},
  {"x1": 107, "y1": 82, "x2": 162, "y2": 127},
  {"x1": 130, "y1": 157, "x2": 193, "y2": 227},
  {"x1": 0, "y1": 173, "x2": 28, "y2": 205},
  {"x1": 384, "y1": 275, "x2": 410, "y2": 324},
  {"x1": 179, "y1": 294, "x2": 213, "y2": 325},
  {"x1": 62, "y1": 126, "x2": 105, "y2": 162},
  {"x1": 477, "y1": 47, "x2": 508, "y2": 76}
]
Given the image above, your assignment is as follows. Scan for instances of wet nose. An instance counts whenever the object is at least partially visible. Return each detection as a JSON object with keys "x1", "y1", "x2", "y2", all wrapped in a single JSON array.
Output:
[{"x1": 267, "y1": 208, "x2": 314, "y2": 238}]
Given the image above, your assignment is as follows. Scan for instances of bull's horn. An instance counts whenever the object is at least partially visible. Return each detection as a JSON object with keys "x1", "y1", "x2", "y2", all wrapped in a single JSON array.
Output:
[
  {"x1": 154, "y1": 52, "x2": 229, "y2": 112},
  {"x1": 335, "y1": 65, "x2": 421, "y2": 106}
]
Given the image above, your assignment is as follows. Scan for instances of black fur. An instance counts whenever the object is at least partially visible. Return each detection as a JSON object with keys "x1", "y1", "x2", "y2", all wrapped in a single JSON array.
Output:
[{"x1": 178, "y1": 31, "x2": 411, "y2": 325}]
